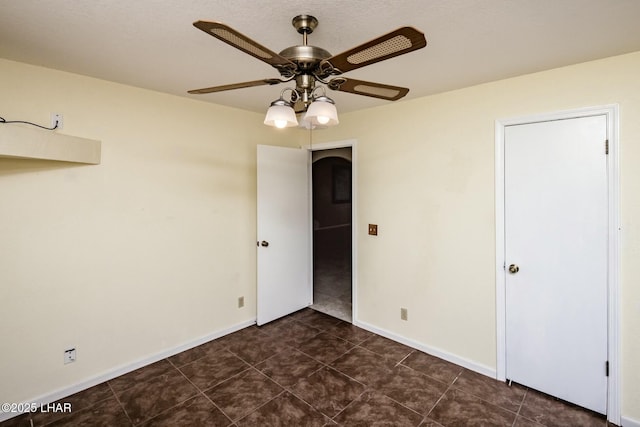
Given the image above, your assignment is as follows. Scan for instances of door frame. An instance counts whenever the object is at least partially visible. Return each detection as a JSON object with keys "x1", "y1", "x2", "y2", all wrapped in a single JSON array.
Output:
[
  {"x1": 494, "y1": 105, "x2": 620, "y2": 424},
  {"x1": 305, "y1": 139, "x2": 358, "y2": 323}
]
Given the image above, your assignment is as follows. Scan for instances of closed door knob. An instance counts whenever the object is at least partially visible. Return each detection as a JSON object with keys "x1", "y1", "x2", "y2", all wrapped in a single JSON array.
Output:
[
  {"x1": 508, "y1": 264, "x2": 519, "y2": 274},
  {"x1": 260, "y1": 241, "x2": 269, "y2": 247}
]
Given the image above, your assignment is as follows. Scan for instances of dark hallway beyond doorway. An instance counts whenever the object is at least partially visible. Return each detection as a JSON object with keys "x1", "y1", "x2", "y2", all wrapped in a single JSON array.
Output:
[{"x1": 311, "y1": 152, "x2": 352, "y2": 321}]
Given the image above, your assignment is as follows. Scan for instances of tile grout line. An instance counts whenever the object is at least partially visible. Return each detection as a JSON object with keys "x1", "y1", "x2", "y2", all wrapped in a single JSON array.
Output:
[
  {"x1": 195, "y1": 373, "x2": 235, "y2": 427},
  {"x1": 424, "y1": 369, "x2": 464, "y2": 421},
  {"x1": 284, "y1": 380, "x2": 333, "y2": 420},
  {"x1": 446, "y1": 372, "x2": 526, "y2": 421},
  {"x1": 129, "y1": 362, "x2": 210, "y2": 426},
  {"x1": 211, "y1": 329, "x2": 337, "y2": 421},
  {"x1": 254, "y1": 360, "x2": 335, "y2": 420},
  {"x1": 377, "y1": 390, "x2": 429, "y2": 422},
  {"x1": 397, "y1": 349, "x2": 416, "y2": 366},
  {"x1": 173, "y1": 361, "x2": 235, "y2": 425},
  {"x1": 106, "y1": 378, "x2": 135, "y2": 426},
  {"x1": 169, "y1": 345, "x2": 272, "y2": 423},
  {"x1": 511, "y1": 387, "x2": 529, "y2": 427},
  {"x1": 329, "y1": 388, "x2": 369, "y2": 423},
  {"x1": 295, "y1": 342, "x2": 355, "y2": 366},
  {"x1": 33, "y1": 385, "x2": 121, "y2": 427},
  {"x1": 254, "y1": 362, "x2": 326, "y2": 391},
  {"x1": 233, "y1": 389, "x2": 288, "y2": 424},
  {"x1": 198, "y1": 364, "x2": 254, "y2": 394},
  {"x1": 321, "y1": 326, "x2": 370, "y2": 346},
  {"x1": 324, "y1": 349, "x2": 427, "y2": 424},
  {"x1": 392, "y1": 352, "x2": 456, "y2": 395},
  {"x1": 166, "y1": 341, "x2": 229, "y2": 371},
  {"x1": 336, "y1": 346, "x2": 439, "y2": 422}
]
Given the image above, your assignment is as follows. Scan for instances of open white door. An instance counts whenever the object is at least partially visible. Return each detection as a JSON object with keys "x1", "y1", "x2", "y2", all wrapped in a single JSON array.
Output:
[{"x1": 257, "y1": 145, "x2": 311, "y2": 325}]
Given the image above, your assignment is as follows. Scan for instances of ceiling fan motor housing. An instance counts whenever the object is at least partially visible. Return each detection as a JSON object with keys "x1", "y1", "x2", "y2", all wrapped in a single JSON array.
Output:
[{"x1": 279, "y1": 45, "x2": 332, "y2": 74}]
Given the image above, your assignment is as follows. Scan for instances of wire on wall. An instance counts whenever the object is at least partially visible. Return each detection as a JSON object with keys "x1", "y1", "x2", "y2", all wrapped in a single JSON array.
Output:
[{"x1": 0, "y1": 116, "x2": 59, "y2": 131}]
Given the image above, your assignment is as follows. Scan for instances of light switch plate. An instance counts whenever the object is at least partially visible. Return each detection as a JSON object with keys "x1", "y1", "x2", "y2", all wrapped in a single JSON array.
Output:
[{"x1": 368, "y1": 224, "x2": 378, "y2": 236}]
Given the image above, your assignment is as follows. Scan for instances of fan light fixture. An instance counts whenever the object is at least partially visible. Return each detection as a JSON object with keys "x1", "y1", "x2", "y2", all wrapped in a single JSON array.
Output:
[
  {"x1": 264, "y1": 87, "x2": 338, "y2": 129},
  {"x1": 304, "y1": 94, "x2": 338, "y2": 126},
  {"x1": 264, "y1": 97, "x2": 298, "y2": 128},
  {"x1": 189, "y1": 15, "x2": 427, "y2": 129}
]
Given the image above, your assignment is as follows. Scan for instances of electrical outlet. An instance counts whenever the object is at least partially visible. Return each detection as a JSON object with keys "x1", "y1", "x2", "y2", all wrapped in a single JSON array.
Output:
[
  {"x1": 64, "y1": 348, "x2": 76, "y2": 364},
  {"x1": 238, "y1": 296, "x2": 245, "y2": 308},
  {"x1": 368, "y1": 224, "x2": 378, "y2": 236},
  {"x1": 51, "y1": 113, "x2": 63, "y2": 129},
  {"x1": 400, "y1": 308, "x2": 408, "y2": 321}
]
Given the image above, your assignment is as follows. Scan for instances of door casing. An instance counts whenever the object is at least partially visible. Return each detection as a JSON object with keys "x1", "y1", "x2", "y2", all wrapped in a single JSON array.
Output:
[{"x1": 494, "y1": 105, "x2": 620, "y2": 424}]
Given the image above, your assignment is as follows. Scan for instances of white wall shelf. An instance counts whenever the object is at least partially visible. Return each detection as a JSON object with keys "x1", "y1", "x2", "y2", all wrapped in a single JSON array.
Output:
[{"x1": 0, "y1": 125, "x2": 101, "y2": 164}]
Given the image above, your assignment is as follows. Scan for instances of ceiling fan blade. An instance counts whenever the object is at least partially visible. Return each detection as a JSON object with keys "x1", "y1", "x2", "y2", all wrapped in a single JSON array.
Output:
[
  {"x1": 188, "y1": 78, "x2": 282, "y2": 94},
  {"x1": 324, "y1": 27, "x2": 426, "y2": 73},
  {"x1": 193, "y1": 21, "x2": 296, "y2": 72},
  {"x1": 328, "y1": 78, "x2": 409, "y2": 101}
]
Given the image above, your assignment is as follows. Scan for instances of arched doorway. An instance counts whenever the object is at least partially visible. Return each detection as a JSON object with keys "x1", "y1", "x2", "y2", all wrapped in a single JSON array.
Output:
[{"x1": 311, "y1": 149, "x2": 352, "y2": 321}]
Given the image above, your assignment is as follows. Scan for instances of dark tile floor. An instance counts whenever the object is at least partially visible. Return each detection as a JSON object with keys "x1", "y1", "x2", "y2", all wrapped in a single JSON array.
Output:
[
  {"x1": 1, "y1": 308, "x2": 610, "y2": 426},
  {"x1": 312, "y1": 225, "x2": 352, "y2": 322}
]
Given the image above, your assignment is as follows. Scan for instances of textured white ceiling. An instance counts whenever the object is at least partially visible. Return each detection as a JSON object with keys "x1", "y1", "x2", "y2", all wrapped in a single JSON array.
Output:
[{"x1": 1, "y1": 0, "x2": 640, "y2": 114}]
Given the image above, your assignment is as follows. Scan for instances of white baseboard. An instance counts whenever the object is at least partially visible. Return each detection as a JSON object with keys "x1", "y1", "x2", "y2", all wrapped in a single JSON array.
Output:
[
  {"x1": 353, "y1": 319, "x2": 496, "y2": 378},
  {"x1": 0, "y1": 318, "x2": 256, "y2": 423},
  {"x1": 622, "y1": 416, "x2": 640, "y2": 427},
  {"x1": 353, "y1": 320, "x2": 640, "y2": 426}
]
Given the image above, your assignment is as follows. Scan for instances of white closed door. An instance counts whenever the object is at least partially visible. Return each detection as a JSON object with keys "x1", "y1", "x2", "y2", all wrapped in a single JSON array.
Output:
[
  {"x1": 504, "y1": 115, "x2": 608, "y2": 414},
  {"x1": 256, "y1": 145, "x2": 311, "y2": 325}
]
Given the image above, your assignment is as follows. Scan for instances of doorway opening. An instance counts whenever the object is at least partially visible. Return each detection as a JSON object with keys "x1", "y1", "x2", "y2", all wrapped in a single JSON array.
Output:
[{"x1": 310, "y1": 148, "x2": 352, "y2": 322}]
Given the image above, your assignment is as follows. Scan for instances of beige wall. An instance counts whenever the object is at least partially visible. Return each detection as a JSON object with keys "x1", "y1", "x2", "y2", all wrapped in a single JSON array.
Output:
[
  {"x1": 0, "y1": 58, "x2": 296, "y2": 404},
  {"x1": 2, "y1": 50, "x2": 639, "y2": 422},
  {"x1": 314, "y1": 51, "x2": 640, "y2": 421}
]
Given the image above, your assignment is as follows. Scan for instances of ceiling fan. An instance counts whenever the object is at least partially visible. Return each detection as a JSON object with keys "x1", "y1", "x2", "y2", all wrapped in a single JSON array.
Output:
[{"x1": 188, "y1": 15, "x2": 427, "y2": 127}]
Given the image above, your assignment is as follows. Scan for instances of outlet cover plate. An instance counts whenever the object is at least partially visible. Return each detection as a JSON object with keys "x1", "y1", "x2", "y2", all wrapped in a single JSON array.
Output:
[
  {"x1": 51, "y1": 113, "x2": 63, "y2": 129},
  {"x1": 64, "y1": 348, "x2": 76, "y2": 364}
]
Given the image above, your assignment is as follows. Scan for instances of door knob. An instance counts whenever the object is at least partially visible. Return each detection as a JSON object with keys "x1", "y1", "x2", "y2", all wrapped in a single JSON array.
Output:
[
  {"x1": 508, "y1": 264, "x2": 519, "y2": 274},
  {"x1": 260, "y1": 241, "x2": 269, "y2": 247}
]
